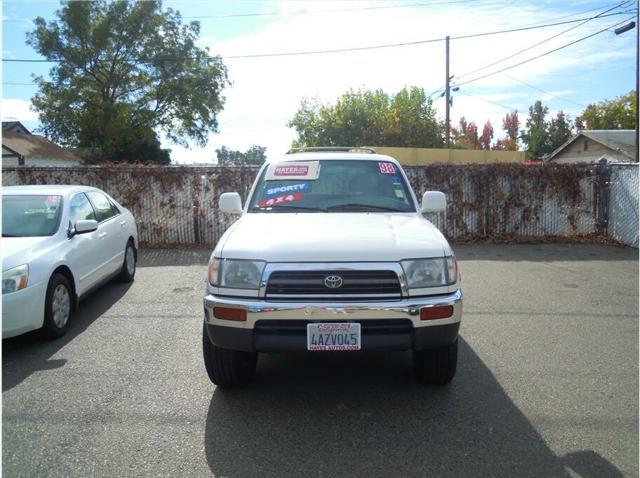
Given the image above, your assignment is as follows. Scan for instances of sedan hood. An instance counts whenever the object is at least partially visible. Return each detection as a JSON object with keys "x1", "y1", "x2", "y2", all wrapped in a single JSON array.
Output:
[
  {"x1": 2, "y1": 236, "x2": 54, "y2": 271},
  {"x1": 220, "y1": 213, "x2": 450, "y2": 262}
]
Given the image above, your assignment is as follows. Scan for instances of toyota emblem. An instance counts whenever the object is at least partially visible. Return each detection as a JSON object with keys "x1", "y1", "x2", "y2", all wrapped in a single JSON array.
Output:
[{"x1": 324, "y1": 275, "x2": 343, "y2": 289}]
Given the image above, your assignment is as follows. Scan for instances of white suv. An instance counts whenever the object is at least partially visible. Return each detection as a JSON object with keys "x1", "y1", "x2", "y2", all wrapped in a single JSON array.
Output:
[{"x1": 202, "y1": 148, "x2": 462, "y2": 388}]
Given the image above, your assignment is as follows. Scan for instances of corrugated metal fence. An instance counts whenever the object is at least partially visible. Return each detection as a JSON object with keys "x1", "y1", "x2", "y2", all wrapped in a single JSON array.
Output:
[{"x1": 2, "y1": 161, "x2": 637, "y2": 247}]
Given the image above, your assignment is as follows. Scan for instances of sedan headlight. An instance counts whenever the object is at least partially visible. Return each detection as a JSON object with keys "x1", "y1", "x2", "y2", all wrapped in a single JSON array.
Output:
[
  {"x1": 2, "y1": 264, "x2": 29, "y2": 294},
  {"x1": 208, "y1": 258, "x2": 265, "y2": 290},
  {"x1": 401, "y1": 257, "x2": 457, "y2": 288}
]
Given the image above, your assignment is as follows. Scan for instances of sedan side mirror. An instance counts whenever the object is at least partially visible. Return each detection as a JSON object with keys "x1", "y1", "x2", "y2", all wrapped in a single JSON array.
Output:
[
  {"x1": 72, "y1": 219, "x2": 99, "y2": 236},
  {"x1": 219, "y1": 192, "x2": 243, "y2": 214},
  {"x1": 421, "y1": 191, "x2": 446, "y2": 213}
]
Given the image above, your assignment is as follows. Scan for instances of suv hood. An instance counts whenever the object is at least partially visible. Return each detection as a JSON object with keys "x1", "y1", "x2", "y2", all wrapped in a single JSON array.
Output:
[{"x1": 220, "y1": 213, "x2": 450, "y2": 262}]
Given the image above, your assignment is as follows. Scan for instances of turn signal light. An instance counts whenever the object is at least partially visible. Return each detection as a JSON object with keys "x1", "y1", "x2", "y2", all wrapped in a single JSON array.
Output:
[
  {"x1": 420, "y1": 305, "x2": 454, "y2": 321},
  {"x1": 213, "y1": 307, "x2": 247, "y2": 322}
]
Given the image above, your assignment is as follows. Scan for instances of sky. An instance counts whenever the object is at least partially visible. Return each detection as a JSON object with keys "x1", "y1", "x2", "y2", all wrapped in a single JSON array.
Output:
[{"x1": 1, "y1": 0, "x2": 637, "y2": 164}]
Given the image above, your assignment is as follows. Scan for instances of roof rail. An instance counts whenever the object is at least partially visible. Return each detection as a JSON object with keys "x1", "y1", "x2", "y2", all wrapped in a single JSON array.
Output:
[{"x1": 286, "y1": 146, "x2": 377, "y2": 154}]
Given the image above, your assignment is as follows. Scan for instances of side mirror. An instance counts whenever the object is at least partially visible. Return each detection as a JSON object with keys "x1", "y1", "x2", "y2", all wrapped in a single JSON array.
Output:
[
  {"x1": 73, "y1": 219, "x2": 98, "y2": 236},
  {"x1": 219, "y1": 192, "x2": 243, "y2": 214},
  {"x1": 421, "y1": 191, "x2": 446, "y2": 213}
]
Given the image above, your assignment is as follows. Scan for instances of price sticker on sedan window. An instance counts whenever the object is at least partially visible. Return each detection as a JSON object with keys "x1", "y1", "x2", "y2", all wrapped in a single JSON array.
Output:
[{"x1": 307, "y1": 323, "x2": 361, "y2": 351}]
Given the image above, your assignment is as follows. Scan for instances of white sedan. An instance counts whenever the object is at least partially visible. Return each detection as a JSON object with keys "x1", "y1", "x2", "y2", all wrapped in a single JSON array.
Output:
[{"x1": 2, "y1": 185, "x2": 138, "y2": 339}]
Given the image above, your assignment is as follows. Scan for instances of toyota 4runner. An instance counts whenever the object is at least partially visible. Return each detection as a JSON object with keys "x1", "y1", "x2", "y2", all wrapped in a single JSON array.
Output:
[{"x1": 203, "y1": 148, "x2": 462, "y2": 388}]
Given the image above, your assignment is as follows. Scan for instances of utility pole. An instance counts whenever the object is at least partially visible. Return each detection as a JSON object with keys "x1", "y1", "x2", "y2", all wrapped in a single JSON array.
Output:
[{"x1": 445, "y1": 35, "x2": 451, "y2": 148}]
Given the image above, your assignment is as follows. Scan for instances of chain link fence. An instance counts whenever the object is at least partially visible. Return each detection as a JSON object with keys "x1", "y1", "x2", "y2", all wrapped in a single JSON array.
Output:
[
  {"x1": 608, "y1": 163, "x2": 639, "y2": 247},
  {"x1": 2, "y1": 161, "x2": 637, "y2": 247}
]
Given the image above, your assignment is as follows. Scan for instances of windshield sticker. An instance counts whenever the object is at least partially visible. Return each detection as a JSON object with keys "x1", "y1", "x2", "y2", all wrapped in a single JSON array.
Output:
[
  {"x1": 394, "y1": 189, "x2": 405, "y2": 199},
  {"x1": 46, "y1": 195, "x2": 61, "y2": 203},
  {"x1": 265, "y1": 161, "x2": 320, "y2": 180},
  {"x1": 258, "y1": 192, "x2": 303, "y2": 208},
  {"x1": 379, "y1": 162, "x2": 396, "y2": 174},
  {"x1": 264, "y1": 183, "x2": 310, "y2": 196}
]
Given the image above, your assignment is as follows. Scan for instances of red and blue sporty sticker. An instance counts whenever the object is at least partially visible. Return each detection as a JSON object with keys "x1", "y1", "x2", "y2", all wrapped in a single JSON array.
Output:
[{"x1": 264, "y1": 183, "x2": 310, "y2": 196}]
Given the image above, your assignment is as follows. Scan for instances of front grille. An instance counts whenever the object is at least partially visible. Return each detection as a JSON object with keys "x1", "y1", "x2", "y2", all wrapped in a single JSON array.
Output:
[{"x1": 265, "y1": 270, "x2": 401, "y2": 299}]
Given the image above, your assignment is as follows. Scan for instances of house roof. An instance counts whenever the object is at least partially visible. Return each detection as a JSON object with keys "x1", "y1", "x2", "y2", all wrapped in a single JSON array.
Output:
[
  {"x1": 2, "y1": 121, "x2": 31, "y2": 134},
  {"x1": 546, "y1": 129, "x2": 636, "y2": 161},
  {"x1": 2, "y1": 131, "x2": 81, "y2": 162}
]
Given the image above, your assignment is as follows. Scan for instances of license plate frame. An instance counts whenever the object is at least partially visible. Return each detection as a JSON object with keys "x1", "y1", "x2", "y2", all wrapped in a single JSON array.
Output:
[{"x1": 306, "y1": 322, "x2": 361, "y2": 351}]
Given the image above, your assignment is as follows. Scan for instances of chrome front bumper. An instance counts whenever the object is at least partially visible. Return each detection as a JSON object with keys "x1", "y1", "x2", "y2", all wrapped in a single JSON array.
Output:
[
  {"x1": 203, "y1": 290, "x2": 462, "y2": 352},
  {"x1": 203, "y1": 289, "x2": 462, "y2": 329}
]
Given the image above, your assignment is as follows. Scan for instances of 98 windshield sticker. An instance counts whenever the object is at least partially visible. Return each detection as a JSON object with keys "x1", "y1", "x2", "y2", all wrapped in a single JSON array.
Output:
[
  {"x1": 264, "y1": 183, "x2": 310, "y2": 196},
  {"x1": 378, "y1": 162, "x2": 396, "y2": 174},
  {"x1": 257, "y1": 192, "x2": 303, "y2": 208},
  {"x1": 265, "y1": 161, "x2": 320, "y2": 180},
  {"x1": 307, "y1": 323, "x2": 361, "y2": 351}
]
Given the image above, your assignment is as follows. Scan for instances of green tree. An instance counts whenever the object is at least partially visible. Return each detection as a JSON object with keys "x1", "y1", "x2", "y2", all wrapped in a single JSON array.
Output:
[
  {"x1": 216, "y1": 145, "x2": 267, "y2": 165},
  {"x1": 576, "y1": 90, "x2": 637, "y2": 130},
  {"x1": 547, "y1": 110, "x2": 574, "y2": 152},
  {"x1": 288, "y1": 87, "x2": 444, "y2": 148},
  {"x1": 521, "y1": 101, "x2": 550, "y2": 159},
  {"x1": 28, "y1": 0, "x2": 228, "y2": 163}
]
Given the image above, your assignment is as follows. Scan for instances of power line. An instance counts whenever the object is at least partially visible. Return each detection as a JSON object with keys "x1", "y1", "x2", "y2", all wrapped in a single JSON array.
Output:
[
  {"x1": 2, "y1": 10, "x2": 633, "y2": 63},
  {"x1": 457, "y1": 92, "x2": 515, "y2": 111},
  {"x1": 455, "y1": 16, "x2": 636, "y2": 87},
  {"x1": 502, "y1": 73, "x2": 587, "y2": 108},
  {"x1": 181, "y1": 0, "x2": 482, "y2": 19},
  {"x1": 428, "y1": 2, "x2": 634, "y2": 97},
  {"x1": 455, "y1": 1, "x2": 632, "y2": 81}
]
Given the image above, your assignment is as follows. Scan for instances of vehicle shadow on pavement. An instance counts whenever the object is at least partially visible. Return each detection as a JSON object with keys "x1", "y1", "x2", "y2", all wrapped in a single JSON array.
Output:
[
  {"x1": 2, "y1": 281, "x2": 132, "y2": 392},
  {"x1": 203, "y1": 339, "x2": 623, "y2": 478}
]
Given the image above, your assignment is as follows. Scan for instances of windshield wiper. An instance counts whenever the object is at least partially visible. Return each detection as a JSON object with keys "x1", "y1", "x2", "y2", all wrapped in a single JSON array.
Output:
[
  {"x1": 254, "y1": 204, "x2": 327, "y2": 212},
  {"x1": 2, "y1": 234, "x2": 19, "y2": 237},
  {"x1": 326, "y1": 203, "x2": 406, "y2": 212}
]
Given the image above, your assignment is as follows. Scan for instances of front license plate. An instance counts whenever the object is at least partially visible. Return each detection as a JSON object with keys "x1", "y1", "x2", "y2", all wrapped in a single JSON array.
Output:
[{"x1": 307, "y1": 323, "x2": 361, "y2": 351}]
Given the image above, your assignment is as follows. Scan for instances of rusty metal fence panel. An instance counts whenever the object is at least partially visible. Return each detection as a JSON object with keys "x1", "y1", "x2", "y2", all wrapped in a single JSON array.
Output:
[
  {"x1": 608, "y1": 163, "x2": 639, "y2": 248},
  {"x1": 2, "y1": 163, "x2": 602, "y2": 246}
]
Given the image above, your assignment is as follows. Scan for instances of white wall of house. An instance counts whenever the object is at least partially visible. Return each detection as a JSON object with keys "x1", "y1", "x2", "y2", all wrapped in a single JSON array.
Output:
[
  {"x1": 25, "y1": 158, "x2": 83, "y2": 167},
  {"x1": 2, "y1": 157, "x2": 20, "y2": 166}
]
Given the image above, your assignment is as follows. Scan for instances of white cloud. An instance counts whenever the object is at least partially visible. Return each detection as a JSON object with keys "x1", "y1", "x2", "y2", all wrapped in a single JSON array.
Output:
[
  {"x1": 166, "y1": 0, "x2": 634, "y2": 163},
  {"x1": 1, "y1": 99, "x2": 39, "y2": 122}
]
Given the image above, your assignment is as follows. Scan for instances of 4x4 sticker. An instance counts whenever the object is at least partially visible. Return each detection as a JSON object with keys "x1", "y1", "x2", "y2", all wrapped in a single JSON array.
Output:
[
  {"x1": 264, "y1": 183, "x2": 310, "y2": 196},
  {"x1": 258, "y1": 192, "x2": 303, "y2": 208},
  {"x1": 379, "y1": 162, "x2": 396, "y2": 174}
]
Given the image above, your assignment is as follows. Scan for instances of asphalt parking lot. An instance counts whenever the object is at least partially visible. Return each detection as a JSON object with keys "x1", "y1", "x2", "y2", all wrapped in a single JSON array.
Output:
[{"x1": 2, "y1": 244, "x2": 638, "y2": 477}]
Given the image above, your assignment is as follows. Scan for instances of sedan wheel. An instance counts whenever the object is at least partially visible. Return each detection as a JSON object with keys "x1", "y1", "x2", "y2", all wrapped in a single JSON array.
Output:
[
  {"x1": 51, "y1": 284, "x2": 71, "y2": 328},
  {"x1": 41, "y1": 273, "x2": 73, "y2": 339},
  {"x1": 117, "y1": 240, "x2": 136, "y2": 282}
]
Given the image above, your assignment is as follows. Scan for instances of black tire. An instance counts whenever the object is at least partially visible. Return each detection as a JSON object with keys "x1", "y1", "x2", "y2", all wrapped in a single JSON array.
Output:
[
  {"x1": 202, "y1": 323, "x2": 257, "y2": 388},
  {"x1": 41, "y1": 273, "x2": 73, "y2": 339},
  {"x1": 413, "y1": 338, "x2": 458, "y2": 385},
  {"x1": 117, "y1": 240, "x2": 136, "y2": 282}
]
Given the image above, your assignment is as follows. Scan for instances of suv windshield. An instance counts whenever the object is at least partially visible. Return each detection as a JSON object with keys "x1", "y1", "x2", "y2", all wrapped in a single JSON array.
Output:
[
  {"x1": 2, "y1": 195, "x2": 63, "y2": 237},
  {"x1": 249, "y1": 160, "x2": 415, "y2": 213}
]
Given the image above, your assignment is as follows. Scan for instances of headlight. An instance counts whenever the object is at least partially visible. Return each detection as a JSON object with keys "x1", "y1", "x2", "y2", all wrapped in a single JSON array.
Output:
[
  {"x1": 2, "y1": 264, "x2": 29, "y2": 294},
  {"x1": 401, "y1": 257, "x2": 457, "y2": 288},
  {"x1": 208, "y1": 258, "x2": 265, "y2": 289}
]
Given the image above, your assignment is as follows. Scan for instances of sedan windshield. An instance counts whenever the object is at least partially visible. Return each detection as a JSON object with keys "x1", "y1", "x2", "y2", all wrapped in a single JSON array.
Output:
[
  {"x1": 2, "y1": 195, "x2": 63, "y2": 237},
  {"x1": 249, "y1": 160, "x2": 415, "y2": 213}
]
